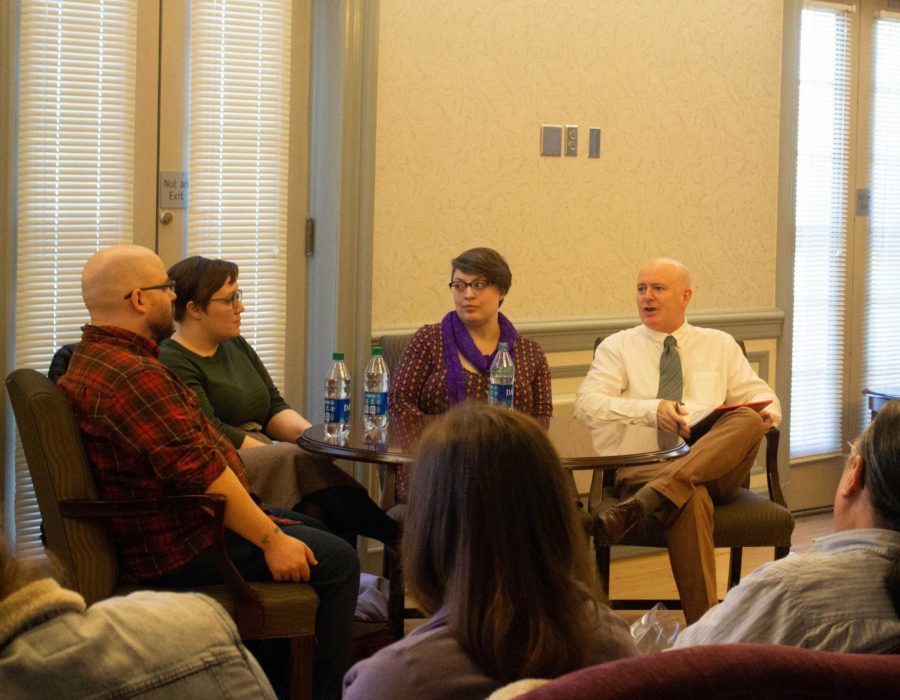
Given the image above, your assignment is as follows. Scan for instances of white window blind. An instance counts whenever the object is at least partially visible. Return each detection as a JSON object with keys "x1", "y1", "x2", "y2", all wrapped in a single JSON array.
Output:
[
  {"x1": 790, "y1": 6, "x2": 852, "y2": 458},
  {"x1": 188, "y1": 0, "x2": 292, "y2": 388},
  {"x1": 13, "y1": 0, "x2": 137, "y2": 554},
  {"x1": 864, "y1": 17, "x2": 900, "y2": 402}
]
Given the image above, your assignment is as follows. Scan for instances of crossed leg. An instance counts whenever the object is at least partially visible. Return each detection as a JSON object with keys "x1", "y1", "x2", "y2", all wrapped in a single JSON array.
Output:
[{"x1": 616, "y1": 407, "x2": 765, "y2": 623}]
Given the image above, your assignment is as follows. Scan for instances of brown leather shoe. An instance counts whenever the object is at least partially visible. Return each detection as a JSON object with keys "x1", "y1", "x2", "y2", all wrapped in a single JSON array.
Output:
[{"x1": 597, "y1": 497, "x2": 644, "y2": 544}]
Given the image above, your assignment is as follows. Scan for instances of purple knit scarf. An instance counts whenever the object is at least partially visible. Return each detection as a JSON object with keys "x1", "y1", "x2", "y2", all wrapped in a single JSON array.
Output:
[{"x1": 441, "y1": 310, "x2": 517, "y2": 406}]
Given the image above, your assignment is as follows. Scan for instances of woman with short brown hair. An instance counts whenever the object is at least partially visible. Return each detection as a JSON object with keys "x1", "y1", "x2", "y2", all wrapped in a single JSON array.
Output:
[
  {"x1": 159, "y1": 255, "x2": 398, "y2": 549},
  {"x1": 390, "y1": 247, "x2": 552, "y2": 421}
]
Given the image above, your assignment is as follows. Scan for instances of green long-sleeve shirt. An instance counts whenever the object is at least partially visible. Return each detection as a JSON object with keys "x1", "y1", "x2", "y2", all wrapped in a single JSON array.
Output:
[{"x1": 159, "y1": 335, "x2": 290, "y2": 448}]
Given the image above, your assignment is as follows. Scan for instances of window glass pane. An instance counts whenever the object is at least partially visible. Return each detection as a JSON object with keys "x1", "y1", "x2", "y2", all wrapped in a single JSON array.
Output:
[
  {"x1": 790, "y1": 6, "x2": 852, "y2": 458},
  {"x1": 13, "y1": 0, "x2": 137, "y2": 554},
  {"x1": 188, "y1": 0, "x2": 292, "y2": 388},
  {"x1": 864, "y1": 18, "x2": 900, "y2": 405}
]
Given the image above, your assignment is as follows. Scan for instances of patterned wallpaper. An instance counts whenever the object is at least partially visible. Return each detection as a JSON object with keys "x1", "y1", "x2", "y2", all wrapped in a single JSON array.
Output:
[{"x1": 372, "y1": 0, "x2": 783, "y2": 329}]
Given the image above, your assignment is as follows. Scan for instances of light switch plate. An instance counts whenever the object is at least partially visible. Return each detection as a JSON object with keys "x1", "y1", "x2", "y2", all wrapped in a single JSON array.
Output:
[
  {"x1": 541, "y1": 125, "x2": 562, "y2": 156},
  {"x1": 589, "y1": 128, "x2": 601, "y2": 158},
  {"x1": 565, "y1": 125, "x2": 578, "y2": 156}
]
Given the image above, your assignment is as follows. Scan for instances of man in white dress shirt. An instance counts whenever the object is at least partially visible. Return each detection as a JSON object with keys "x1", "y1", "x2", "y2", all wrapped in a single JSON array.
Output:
[
  {"x1": 675, "y1": 400, "x2": 900, "y2": 652},
  {"x1": 574, "y1": 258, "x2": 781, "y2": 623}
]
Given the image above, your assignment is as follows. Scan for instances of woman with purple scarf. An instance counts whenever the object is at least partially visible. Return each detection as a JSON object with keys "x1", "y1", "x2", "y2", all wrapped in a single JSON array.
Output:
[{"x1": 390, "y1": 247, "x2": 552, "y2": 431}]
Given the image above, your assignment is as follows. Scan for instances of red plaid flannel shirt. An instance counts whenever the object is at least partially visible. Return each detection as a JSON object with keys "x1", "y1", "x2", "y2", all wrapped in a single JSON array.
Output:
[{"x1": 59, "y1": 325, "x2": 251, "y2": 580}]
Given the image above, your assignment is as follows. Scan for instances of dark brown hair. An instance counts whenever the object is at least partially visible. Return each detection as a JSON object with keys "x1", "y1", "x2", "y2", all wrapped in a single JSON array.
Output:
[
  {"x1": 167, "y1": 256, "x2": 239, "y2": 322},
  {"x1": 402, "y1": 402, "x2": 606, "y2": 681},
  {"x1": 450, "y1": 247, "x2": 512, "y2": 295}
]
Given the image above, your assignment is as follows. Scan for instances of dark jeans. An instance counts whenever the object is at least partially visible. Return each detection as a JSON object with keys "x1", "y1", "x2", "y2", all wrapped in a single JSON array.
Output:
[
  {"x1": 149, "y1": 507, "x2": 360, "y2": 700},
  {"x1": 294, "y1": 485, "x2": 400, "y2": 550}
]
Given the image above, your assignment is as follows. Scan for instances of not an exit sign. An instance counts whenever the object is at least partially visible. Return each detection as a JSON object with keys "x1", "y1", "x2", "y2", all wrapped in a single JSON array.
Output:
[{"x1": 159, "y1": 172, "x2": 188, "y2": 209}]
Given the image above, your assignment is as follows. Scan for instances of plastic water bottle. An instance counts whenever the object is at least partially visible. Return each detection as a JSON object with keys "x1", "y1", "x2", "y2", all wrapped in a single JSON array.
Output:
[
  {"x1": 364, "y1": 428, "x2": 388, "y2": 452},
  {"x1": 324, "y1": 352, "x2": 351, "y2": 439},
  {"x1": 364, "y1": 346, "x2": 390, "y2": 431},
  {"x1": 489, "y1": 342, "x2": 515, "y2": 409}
]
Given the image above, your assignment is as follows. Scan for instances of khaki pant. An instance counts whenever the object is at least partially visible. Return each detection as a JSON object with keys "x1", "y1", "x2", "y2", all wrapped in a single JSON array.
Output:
[{"x1": 615, "y1": 407, "x2": 765, "y2": 623}]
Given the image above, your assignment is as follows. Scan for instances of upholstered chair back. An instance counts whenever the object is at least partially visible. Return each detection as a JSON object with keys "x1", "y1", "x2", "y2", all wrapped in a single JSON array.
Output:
[{"x1": 6, "y1": 368, "x2": 119, "y2": 604}]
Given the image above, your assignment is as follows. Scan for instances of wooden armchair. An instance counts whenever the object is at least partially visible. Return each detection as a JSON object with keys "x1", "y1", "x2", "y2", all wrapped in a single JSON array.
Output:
[
  {"x1": 588, "y1": 335, "x2": 794, "y2": 608},
  {"x1": 591, "y1": 426, "x2": 794, "y2": 609},
  {"x1": 6, "y1": 368, "x2": 319, "y2": 700}
]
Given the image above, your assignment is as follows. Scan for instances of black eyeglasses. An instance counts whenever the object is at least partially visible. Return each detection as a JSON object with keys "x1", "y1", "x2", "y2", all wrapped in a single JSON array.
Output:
[
  {"x1": 209, "y1": 289, "x2": 243, "y2": 309},
  {"x1": 122, "y1": 280, "x2": 176, "y2": 299},
  {"x1": 449, "y1": 279, "x2": 491, "y2": 293}
]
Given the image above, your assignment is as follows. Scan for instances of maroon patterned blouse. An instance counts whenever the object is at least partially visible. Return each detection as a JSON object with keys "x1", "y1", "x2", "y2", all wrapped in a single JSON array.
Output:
[{"x1": 389, "y1": 323, "x2": 553, "y2": 420}]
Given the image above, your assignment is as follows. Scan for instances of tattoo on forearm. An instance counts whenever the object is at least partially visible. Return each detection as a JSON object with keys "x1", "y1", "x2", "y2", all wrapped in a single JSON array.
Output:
[{"x1": 261, "y1": 525, "x2": 280, "y2": 546}]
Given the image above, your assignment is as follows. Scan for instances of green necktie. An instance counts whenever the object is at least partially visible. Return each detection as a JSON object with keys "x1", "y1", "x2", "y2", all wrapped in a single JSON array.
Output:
[{"x1": 656, "y1": 335, "x2": 683, "y2": 402}]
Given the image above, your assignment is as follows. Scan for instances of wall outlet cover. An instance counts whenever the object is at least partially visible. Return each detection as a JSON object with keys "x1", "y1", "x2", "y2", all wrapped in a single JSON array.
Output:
[{"x1": 565, "y1": 125, "x2": 578, "y2": 156}]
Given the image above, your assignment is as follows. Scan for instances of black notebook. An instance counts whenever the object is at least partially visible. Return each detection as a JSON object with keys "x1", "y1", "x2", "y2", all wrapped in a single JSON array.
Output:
[{"x1": 686, "y1": 400, "x2": 772, "y2": 445}]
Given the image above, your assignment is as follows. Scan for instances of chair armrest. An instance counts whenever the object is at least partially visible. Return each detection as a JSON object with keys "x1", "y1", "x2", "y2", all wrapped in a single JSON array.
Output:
[
  {"x1": 59, "y1": 493, "x2": 265, "y2": 637},
  {"x1": 59, "y1": 494, "x2": 222, "y2": 518}
]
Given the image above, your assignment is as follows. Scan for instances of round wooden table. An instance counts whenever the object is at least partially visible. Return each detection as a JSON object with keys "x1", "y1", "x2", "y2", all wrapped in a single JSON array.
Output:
[{"x1": 298, "y1": 414, "x2": 687, "y2": 471}]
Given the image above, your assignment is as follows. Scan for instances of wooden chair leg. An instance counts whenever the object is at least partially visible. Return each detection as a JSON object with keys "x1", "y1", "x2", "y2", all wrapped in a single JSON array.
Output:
[
  {"x1": 289, "y1": 636, "x2": 315, "y2": 700},
  {"x1": 595, "y1": 541, "x2": 612, "y2": 597},
  {"x1": 727, "y1": 546, "x2": 743, "y2": 590},
  {"x1": 384, "y1": 546, "x2": 405, "y2": 640},
  {"x1": 774, "y1": 544, "x2": 790, "y2": 560}
]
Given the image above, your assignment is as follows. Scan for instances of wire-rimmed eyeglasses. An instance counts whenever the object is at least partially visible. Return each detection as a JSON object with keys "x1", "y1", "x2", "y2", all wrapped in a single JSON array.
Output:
[
  {"x1": 122, "y1": 280, "x2": 176, "y2": 300},
  {"x1": 209, "y1": 289, "x2": 243, "y2": 309},
  {"x1": 448, "y1": 279, "x2": 491, "y2": 293}
]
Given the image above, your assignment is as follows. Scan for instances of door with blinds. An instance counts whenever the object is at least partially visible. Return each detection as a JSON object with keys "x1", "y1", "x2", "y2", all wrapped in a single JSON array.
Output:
[
  {"x1": 789, "y1": 0, "x2": 900, "y2": 505},
  {"x1": 7, "y1": 0, "x2": 311, "y2": 554}
]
